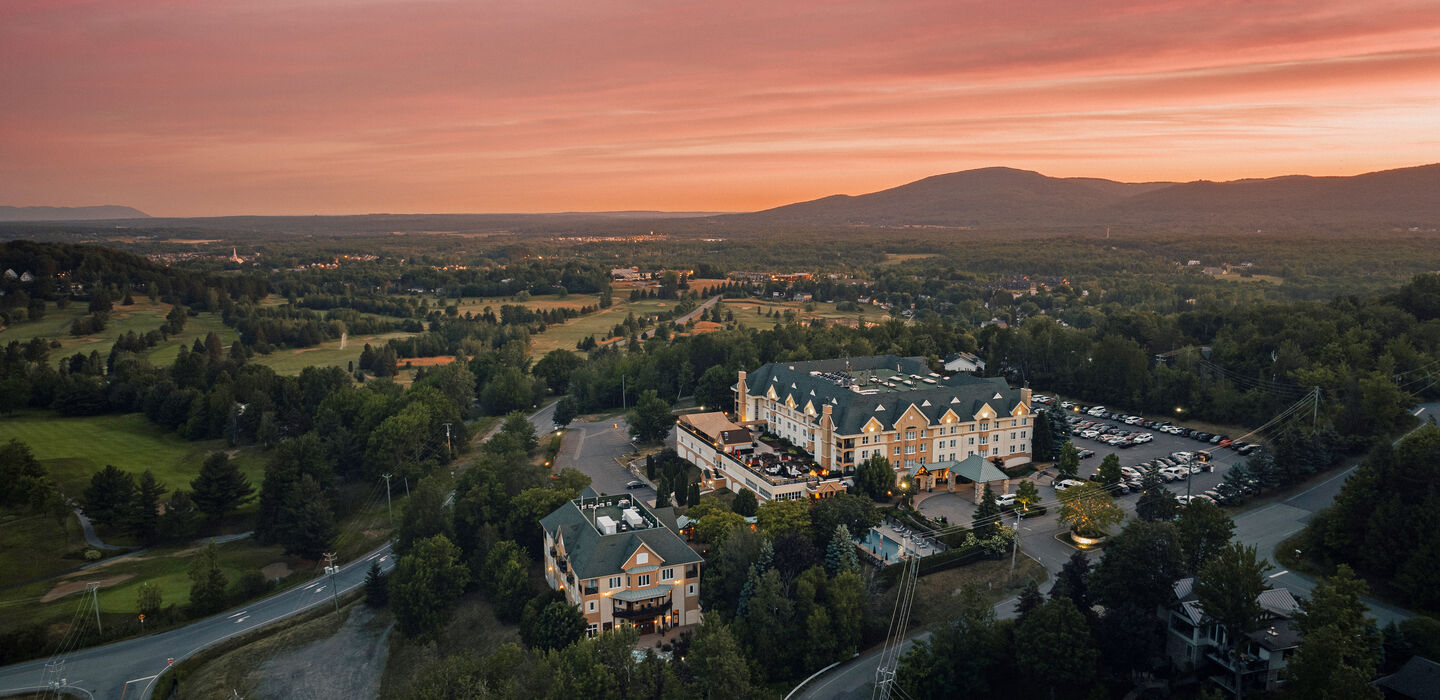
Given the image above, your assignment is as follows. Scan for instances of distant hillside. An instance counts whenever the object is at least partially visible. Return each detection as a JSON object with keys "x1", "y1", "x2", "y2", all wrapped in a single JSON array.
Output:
[
  {"x1": 721, "y1": 164, "x2": 1440, "y2": 230},
  {"x1": 0, "y1": 205, "x2": 150, "y2": 222}
]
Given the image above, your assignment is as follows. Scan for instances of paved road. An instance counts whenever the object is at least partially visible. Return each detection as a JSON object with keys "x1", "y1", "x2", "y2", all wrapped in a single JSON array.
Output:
[
  {"x1": 552, "y1": 414, "x2": 660, "y2": 503},
  {"x1": 613, "y1": 295, "x2": 721, "y2": 348},
  {"x1": 0, "y1": 404, "x2": 562, "y2": 700}
]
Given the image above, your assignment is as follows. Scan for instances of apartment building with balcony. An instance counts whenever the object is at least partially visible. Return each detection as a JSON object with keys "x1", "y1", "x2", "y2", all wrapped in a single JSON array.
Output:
[
  {"x1": 1165, "y1": 577, "x2": 1302, "y2": 695},
  {"x1": 732, "y1": 355, "x2": 1032, "y2": 491},
  {"x1": 540, "y1": 489, "x2": 704, "y2": 637}
]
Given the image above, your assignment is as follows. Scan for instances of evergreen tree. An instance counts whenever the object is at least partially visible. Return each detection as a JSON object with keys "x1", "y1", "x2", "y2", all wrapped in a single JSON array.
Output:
[
  {"x1": 127, "y1": 470, "x2": 168, "y2": 543},
  {"x1": 1016, "y1": 598, "x2": 1097, "y2": 696},
  {"x1": 395, "y1": 476, "x2": 452, "y2": 556},
  {"x1": 187, "y1": 541, "x2": 230, "y2": 616},
  {"x1": 972, "y1": 483, "x2": 1001, "y2": 538},
  {"x1": 1056, "y1": 441, "x2": 1080, "y2": 479},
  {"x1": 1015, "y1": 479, "x2": 1040, "y2": 512},
  {"x1": 1197, "y1": 543, "x2": 1272, "y2": 699},
  {"x1": 190, "y1": 451, "x2": 255, "y2": 523},
  {"x1": 1050, "y1": 550, "x2": 1092, "y2": 612},
  {"x1": 686, "y1": 481, "x2": 701, "y2": 507},
  {"x1": 854, "y1": 453, "x2": 895, "y2": 501},
  {"x1": 389, "y1": 534, "x2": 470, "y2": 639},
  {"x1": 1097, "y1": 453, "x2": 1122, "y2": 486},
  {"x1": 362, "y1": 560, "x2": 389, "y2": 607},
  {"x1": 82, "y1": 464, "x2": 135, "y2": 530},
  {"x1": 1031, "y1": 410, "x2": 1056, "y2": 461},
  {"x1": 280, "y1": 475, "x2": 335, "y2": 561},
  {"x1": 1135, "y1": 469, "x2": 1179, "y2": 522},
  {"x1": 1015, "y1": 578, "x2": 1044, "y2": 620},
  {"x1": 824, "y1": 524, "x2": 859, "y2": 576},
  {"x1": 731, "y1": 488, "x2": 758, "y2": 517},
  {"x1": 1175, "y1": 499, "x2": 1235, "y2": 574}
]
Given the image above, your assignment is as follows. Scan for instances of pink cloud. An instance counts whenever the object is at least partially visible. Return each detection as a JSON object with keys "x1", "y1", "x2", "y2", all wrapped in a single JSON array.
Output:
[{"x1": 2, "y1": 0, "x2": 1439, "y2": 214}]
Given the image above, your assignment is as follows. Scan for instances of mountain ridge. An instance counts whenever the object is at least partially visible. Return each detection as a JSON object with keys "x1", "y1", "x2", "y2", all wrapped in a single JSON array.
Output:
[{"x1": 0, "y1": 205, "x2": 150, "y2": 222}]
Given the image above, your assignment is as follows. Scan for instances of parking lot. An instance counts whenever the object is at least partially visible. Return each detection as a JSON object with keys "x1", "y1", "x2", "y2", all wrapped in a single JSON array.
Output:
[{"x1": 1039, "y1": 398, "x2": 1254, "y2": 508}]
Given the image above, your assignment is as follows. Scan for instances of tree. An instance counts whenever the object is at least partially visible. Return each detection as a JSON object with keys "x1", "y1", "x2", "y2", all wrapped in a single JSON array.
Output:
[
  {"x1": 1016, "y1": 479, "x2": 1040, "y2": 512},
  {"x1": 972, "y1": 483, "x2": 1002, "y2": 538},
  {"x1": 481, "y1": 540, "x2": 531, "y2": 621},
  {"x1": 363, "y1": 560, "x2": 388, "y2": 607},
  {"x1": 687, "y1": 622, "x2": 752, "y2": 700},
  {"x1": 694, "y1": 365, "x2": 735, "y2": 412},
  {"x1": 1031, "y1": 409, "x2": 1056, "y2": 462},
  {"x1": 731, "y1": 488, "x2": 757, "y2": 517},
  {"x1": 521, "y1": 599, "x2": 586, "y2": 652},
  {"x1": 1015, "y1": 578, "x2": 1044, "y2": 620},
  {"x1": 0, "y1": 439, "x2": 52, "y2": 511},
  {"x1": 854, "y1": 453, "x2": 895, "y2": 501},
  {"x1": 1056, "y1": 441, "x2": 1080, "y2": 479},
  {"x1": 390, "y1": 534, "x2": 470, "y2": 639},
  {"x1": 1057, "y1": 482, "x2": 1124, "y2": 538},
  {"x1": 82, "y1": 464, "x2": 135, "y2": 530},
  {"x1": 1135, "y1": 469, "x2": 1180, "y2": 522},
  {"x1": 755, "y1": 498, "x2": 811, "y2": 540},
  {"x1": 501, "y1": 410, "x2": 540, "y2": 454},
  {"x1": 552, "y1": 395, "x2": 580, "y2": 428},
  {"x1": 280, "y1": 475, "x2": 335, "y2": 561},
  {"x1": 627, "y1": 389, "x2": 673, "y2": 443},
  {"x1": 190, "y1": 452, "x2": 254, "y2": 523},
  {"x1": 1175, "y1": 499, "x2": 1235, "y2": 574},
  {"x1": 695, "y1": 511, "x2": 747, "y2": 547},
  {"x1": 136, "y1": 582, "x2": 162, "y2": 618},
  {"x1": 532, "y1": 349, "x2": 582, "y2": 394},
  {"x1": 1096, "y1": 453, "x2": 1122, "y2": 486},
  {"x1": 1196, "y1": 543, "x2": 1272, "y2": 699},
  {"x1": 1016, "y1": 598, "x2": 1097, "y2": 696},
  {"x1": 1285, "y1": 564, "x2": 1382, "y2": 699},
  {"x1": 825, "y1": 524, "x2": 860, "y2": 576},
  {"x1": 810, "y1": 492, "x2": 878, "y2": 544},
  {"x1": 1049, "y1": 550, "x2": 1092, "y2": 612},
  {"x1": 396, "y1": 476, "x2": 453, "y2": 556},
  {"x1": 127, "y1": 470, "x2": 168, "y2": 543},
  {"x1": 897, "y1": 584, "x2": 1003, "y2": 699},
  {"x1": 187, "y1": 541, "x2": 230, "y2": 616}
]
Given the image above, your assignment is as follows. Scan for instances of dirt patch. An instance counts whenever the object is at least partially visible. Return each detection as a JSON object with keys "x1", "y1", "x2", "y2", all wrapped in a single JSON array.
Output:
[
  {"x1": 42, "y1": 574, "x2": 134, "y2": 603},
  {"x1": 689, "y1": 321, "x2": 723, "y2": 333},
  {"x1": 251, "y1": 604, "x2": 392, "y2": 700},
  {"x1": 398, "y1": 356, "x2": 455, "y2": 367},
  {"x1": 261, "y1": 562, "x2": 292, "y2": 580},
  {"x1": 361, "y1": 529, "x2": 385, "y2": 540},
  {"x1": 292, "y1": 347, "x2": 322, "y2": 354}
]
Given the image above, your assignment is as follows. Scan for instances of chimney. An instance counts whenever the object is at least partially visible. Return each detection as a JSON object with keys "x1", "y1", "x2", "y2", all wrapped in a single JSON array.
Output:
[{"x1": 736, "y1": 370, "x2": 748, "y2": 422}]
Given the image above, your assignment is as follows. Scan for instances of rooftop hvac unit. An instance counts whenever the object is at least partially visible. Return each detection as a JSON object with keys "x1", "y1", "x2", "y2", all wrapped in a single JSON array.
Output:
[{"x1": 596, "y1": 515, "x2": 618, "y2": 535}]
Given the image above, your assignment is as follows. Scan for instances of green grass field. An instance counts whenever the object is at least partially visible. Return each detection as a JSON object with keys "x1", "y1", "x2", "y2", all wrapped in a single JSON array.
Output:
[
  {"x1": 0, "y1": 412, "x2": 263, "y2": 500},
  {"x1": 722, "y1": 298, "x2": 889, "y2": 325},
  {"x1": 530, "y1": 297, "x2": 686, "y2": 356},
  {"x1": 0, "y1": 511, "x2": 87, "y2": 584},
  {"x1": 0, "y1": 299, "x2": 238, "y2": 368},
  {"x1": 250, "y1": 331, "x2": 418, "y2": 375}
]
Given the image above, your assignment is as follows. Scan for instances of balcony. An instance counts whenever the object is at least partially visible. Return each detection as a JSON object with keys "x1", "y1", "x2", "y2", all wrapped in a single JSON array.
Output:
[{"x1": 612, "y1": 594, "x2": 672, "y2": 620}]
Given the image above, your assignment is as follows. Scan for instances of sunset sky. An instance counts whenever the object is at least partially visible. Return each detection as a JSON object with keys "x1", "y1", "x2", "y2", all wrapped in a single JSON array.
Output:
[{"x1": 3, "y1": 0, "x2": 1439, "y2": 216}]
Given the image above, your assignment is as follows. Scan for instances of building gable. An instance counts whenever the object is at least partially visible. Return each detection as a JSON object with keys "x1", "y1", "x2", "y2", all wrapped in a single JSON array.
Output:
[{"x1": 622, "y1": 541, "x2": 662, "y2": 571}]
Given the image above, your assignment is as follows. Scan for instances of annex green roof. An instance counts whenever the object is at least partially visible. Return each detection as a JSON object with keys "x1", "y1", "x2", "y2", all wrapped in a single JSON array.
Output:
[{"x1": 539, "y1": 497, "x2": 703, "y2": 582}]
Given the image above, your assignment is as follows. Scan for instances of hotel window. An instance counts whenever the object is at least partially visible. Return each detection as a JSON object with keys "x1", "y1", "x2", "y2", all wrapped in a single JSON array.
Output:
[
  {"x1": 894, "y1": 446, "x2": 901, "y2": 456},
  {"x1": 1010, "y1": 432, "x2": 1016, "y2": 440},
  {"x1": 980, "y1": 421, "x2": 990, "y2": 430},
  {"x1": 920, "y1": 429, "x2": 927, "y2": 437},
  {"x1": 687, "y1": 584, "x2": 697, "y2": 596},
  {"x1": 979, "y1": 435, "x2": 988, "y2": 444},
  {"x1": 637, "y1": 574, "x2": 651, "y2": 587},
  {"x1": 1020, "y1": 431, "x2": 1027, "y2": 438},
  {"x1": 968, "y1": 437, "x2": 975, "y2": 445},
  {"x1": 608, "y1": 576, "x2": 621, "y2": 589},
  {"x1": 862, "y1": 436, "x2": 869, "y2": 445},
  {"x1": 918, "y1": 444, "x2": 926, "y2": 452},
  {"x1": 905, "y1": 445, "x2": 915, "y2": 455},
  {"x1": 992, "y1": 447, "x2": 999, "y2": 456},
  {"x1": 905, "y1": 430, "x2": 916, "y2": 440},
  {"x1": 662, "y1": 568, "x2": 675, "y2": 580},
  {"x1": 1010, "y1": 445, "x2": 1017, "y2": 453},
  {"x1": 587, "y1": 601, "x2": 596, "y2": 612}
]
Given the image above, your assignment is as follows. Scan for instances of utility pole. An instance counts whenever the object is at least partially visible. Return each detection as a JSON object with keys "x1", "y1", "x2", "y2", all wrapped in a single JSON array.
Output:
[
  {"x1": 323, "y1": 552, "x2": 340, "y2": 615},
  {"x1": 381, "y1": 473, "x2": 394, "y2": 524},
  {"x1": 87, "y1": 582, "x2": 102, "y2": 634},
  {"x1": 1009, "y1": 510, "x2": 1021, "y2": 579},
  {"x1": 622, "y1": 375, "x2": 627, "y2": 410},
  {"x1": 442, "y1": 422, "x2": 453, "y2": 461},
  {"x1": 1312, "y1": 387, "x2": 1320, "y2": 428}
]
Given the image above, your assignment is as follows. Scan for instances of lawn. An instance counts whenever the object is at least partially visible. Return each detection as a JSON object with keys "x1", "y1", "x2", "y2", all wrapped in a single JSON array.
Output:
[
  {"x1": 0, "y1": 411, "x2": 263, "y2": 501},
  {"x1": 0, "y1": 299, "x2": 238, "y2": 368},
  {"x1": 722, "y1": 298, "x2": 889, "y2": 326},
  {"x1": 530, "y1": 297, "x2": 687, "y2": 356},
  {"x1": 880, "y1": 253, "x2": 939, "y2": 266},
  {"x1": 0, "y1": 511, "x2": 87, "y2": 585},
  {"x1": 250, "y1": 331, "x2": 418, "y2": 375},
  {"x1": 397, "y1": 292, "x2": 602, "y2": 318},
  {"x1": 871, "y1": 554, "x2": 1046, "y2": 632}
]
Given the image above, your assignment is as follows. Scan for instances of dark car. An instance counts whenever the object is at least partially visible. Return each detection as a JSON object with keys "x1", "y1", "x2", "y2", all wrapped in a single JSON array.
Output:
[{"x1": 625, "y1": 480, "x2": 646, "y2": 490}]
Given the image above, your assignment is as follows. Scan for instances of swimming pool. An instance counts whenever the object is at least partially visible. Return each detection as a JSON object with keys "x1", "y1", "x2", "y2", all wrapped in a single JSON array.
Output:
[{"x1": 859, "y1": 525, "x2": 938, "y2": 563}]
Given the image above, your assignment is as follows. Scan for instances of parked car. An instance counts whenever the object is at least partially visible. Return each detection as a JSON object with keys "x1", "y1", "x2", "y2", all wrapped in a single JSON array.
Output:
[
  {"x1": 1054, "y1": 479, "x2": 1085, "y2": 492},
  {"x1": 1078, "y1": 449, "x2": 1096, "y2": 459},
  {"x1": 625, "y1": 480, "x2": 646, "y2": 490},
  {"x1": 996, "y1": 493, "x2": 1017, "y2": 507},
  {"x1": 1133, "y1": 433, "x2": 1153, "y2": 443}
]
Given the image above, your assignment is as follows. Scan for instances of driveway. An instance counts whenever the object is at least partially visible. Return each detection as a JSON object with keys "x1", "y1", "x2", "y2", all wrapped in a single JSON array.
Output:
[{"x1": 552, "y1": 416, "x2": 658, "y2": 503}]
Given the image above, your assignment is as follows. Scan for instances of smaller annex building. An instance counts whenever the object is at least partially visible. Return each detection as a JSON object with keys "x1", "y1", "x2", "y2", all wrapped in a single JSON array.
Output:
[
  {"x1": 675, "y1": 411, "x2": 851, "y2": 502},
  {"x1": 540, "y1": 488, "x2": 704, "y2": 637}
]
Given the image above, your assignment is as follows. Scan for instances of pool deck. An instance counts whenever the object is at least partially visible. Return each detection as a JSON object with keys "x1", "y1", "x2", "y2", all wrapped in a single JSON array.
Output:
[{"x1": 858, "y1": 521, "x2": 942, "y2": 564}]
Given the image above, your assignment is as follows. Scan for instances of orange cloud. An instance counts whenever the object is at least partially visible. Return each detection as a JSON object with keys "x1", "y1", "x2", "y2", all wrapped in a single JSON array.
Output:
[{"x1": 2, "y1": 0, "x2": 1439, "y2": 214}]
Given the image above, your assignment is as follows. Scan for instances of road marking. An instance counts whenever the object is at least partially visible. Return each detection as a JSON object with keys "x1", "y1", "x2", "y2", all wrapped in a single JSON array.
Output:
[
  {"x1": 234, "y1": 616, "x2": 249, "y2": 624},
  {"x1": 379, "y1": 555, "x2": 388, "y2": 563},
  {"x1": 314, "y1": 586, "x2": 325, "y2": 593},
  {"x1": 1270, "y1": 570, "x2": 1289, "y2": 578},
  {"x1": 1414, "y1": 407, "x2": 1426, "y2": 416},
  {"x1": 227, "y1": 610, "x2": 247, "y2": 618}
]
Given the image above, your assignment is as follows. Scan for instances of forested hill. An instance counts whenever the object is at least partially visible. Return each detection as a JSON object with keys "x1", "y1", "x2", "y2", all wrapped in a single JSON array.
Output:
[
  {"x1": 0, "y1": 205, "x2": 149, "y2": 221},
  {"x1": 721, "y1": 163, "x2": 1440, "y2": 230}
]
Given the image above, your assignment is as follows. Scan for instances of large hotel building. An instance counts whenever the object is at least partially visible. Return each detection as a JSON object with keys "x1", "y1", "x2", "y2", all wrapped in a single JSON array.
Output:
[{"x1": 676, "y1": 355, "x2": 1032, "y2": 501}]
